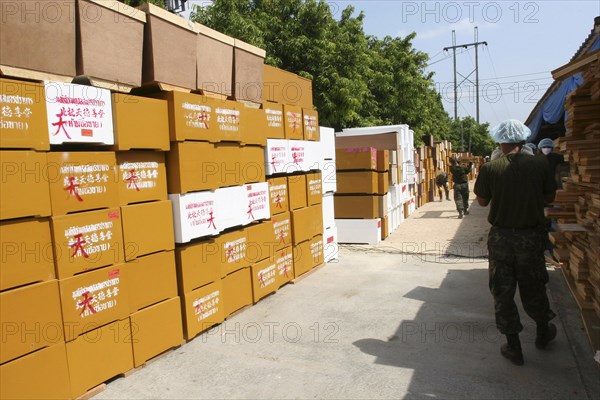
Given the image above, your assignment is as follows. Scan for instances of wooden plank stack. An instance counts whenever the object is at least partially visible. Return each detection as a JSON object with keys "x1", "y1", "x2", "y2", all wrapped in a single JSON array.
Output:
[
  {"x1": 554, "y1": 59, "x2": 600, "y2": 320},
  {"x1": 414, "y1": 139, "x2": 456, "y2": 206}
]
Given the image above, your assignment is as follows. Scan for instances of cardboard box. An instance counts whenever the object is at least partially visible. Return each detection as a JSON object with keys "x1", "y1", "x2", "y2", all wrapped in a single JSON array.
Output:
[
  {"x1": 275, "y1": 246, "x2": 294, "y2": 287},
  {"x1": 0, "y1": 280, "x2": 64, "y2": 364},
  {"x1": 321, "y1": 159, "x2": 337, "y2": 194},
  {"x1": 243, "y1": 182, "x2": 271, "y2": 224},
  {"x1": 59, "y1": 265, "x2": 128, "y2": 341},
  {"x1": 323, "y1": 226, "x2": 339, "y2": 263},
  {"x1": 117, "y1": 151, "x2": 168, "y2": 205},
  {"x1": 66, "y1": 319, "x2": 134, "y2": 399},
  {"x1": 0, "y1": 0, "x2": 75, "y2": 76},
  {"x1": 44, "y1": 82, "x2": 114, "y2": 145},
  {"x1": 130, "y1": 297, "x2": 184, "y2": 367},
  {"x1": 121, "y1": 200, "x2": 174, "y2": 261},
  {"x1": 182, "y1": 280, "x2": 225, "y2": 340},
  {"x1": 47, "y1": 151, "x2": 118, "y2": 216},
  {"x1": 287, "y1": 174, "x2": 307, "y2": 210},
  {"x1": 309, "y1": 234, "x2": 324, "y2": 269},
  {"x1": 302, "y1": 108, "x2": 319, "y2": 141},
  {"x1": 291, "y1": 205, "x2": 322, "y2": 245},
  {"x1": 0, "y1": 78, "x2": 49, "y2": 150},
  {"x1": 0, "y1": 218, "x2": 54, "y2": 291},
  {"x1": 112, "y1": 94, "x2": 169, "y2": 150},
  {"x1": 251, "y1": 258, "x2": 278, "y2": 303},
  {"x1": 378, "y1": 172, "x2": 389, "y2": 194},
  {"x1": 77, "y1": 0, "x2": 145, "y2": 86},
  {"x1": 265, "y1": 139, "x2": 289, "y2": 175},
  {"x1": 336, "y1": 218, "x2": 381, "y2": 245},
  {"x1": 233, "y1": 39, "x2": 266, "y2": 103},
  {"x1": 124, "y1": 251, "x2": 178, "y2": 313},
  {"x1": 263, "y1": 103, "x2": 285, "y2": 139},
  {"x1": 175, "y1": 239, "x2": 221, "y2": 294},
  {"x1": 51, "y1": 208, "x2": 125, "y2": 278},
  {"x1": 288, "y1": 140, "x2": 310, "y2": 172},
  {"x1": 0, "y1": 343, "x2": 71, "y2": 400},
  {"x1": 246, "y1": 211, "x2": 293, "y2": 263},
  {"x1": 241, "y1": 145, "x2": 266, "y2": 183},
  {"x1": 268, "y1": 177, "x2": 289, "y2": 216},
  {"x1": 284, "y1": 105, "x2": 303, "y2": 140},
  {"x1": 217, "y1": 229, "x2": 251, "y2": 277},
  {"x1": 381, "y1": 216, "x2": 389, "y2": 240},
  {"x1": 139, "y1": 3, "x2": 197, "y2": 89},
  {"x1": 242, "y1": 106, "x2": 268, "y2": 146},
  {"x1": 272, "y1": 212, "x2": 293, "y2": 251},
  {"x1": 304, "y1": 140, "x2": 323, "y2": 171},
  {"x1": 1, "y1": 151, "x2": 51, "y2": 220},
  {"x1": 322, "y1": 192, "x2": 335, "y2": 230},
  {"x1": 169, "y1": 191, "x2": 219, "y2": 243},
  {"x1": 334, "y1": 195, "x2": 379, "y2": 219},
  {"x1": 377, "y1": 150, "x2": 390, "y2": 172},
  {"x1": 378, "y1": 194, "x2": 389, "y2": 218},
  {"x1": 222, "y1": 267, "x2": 252, "y2": 317},
  {"x1": 336, "y1": 148, "x2": 377, "y2": 171},
  {"x1": 154, "y1": 91, "x2": 214, "y2": 142},
  {"x1": 306, "y1": 172, "x2": 322, "y2": 205},
  {"x1": 166, "y1": 141, "x2": 218, "y2": 193},
  {"x1": 215, "y1": 186, "x2": 246, "y2": 231},
  {"x1": 262, "y1": 65, "x2": 313, "y2": 109},
  {"x1": 195, "y1": 23, "x2": 234, "y2": 96},
  {"x1": 293, "y1": 241, "x2": 311, "y2": 278},
  {"x1": 319, "y1": 127, "x2": 336, "y2": 161},
  {"x1": 336, "y1": 171, "x2": 378, "y2": 194}
]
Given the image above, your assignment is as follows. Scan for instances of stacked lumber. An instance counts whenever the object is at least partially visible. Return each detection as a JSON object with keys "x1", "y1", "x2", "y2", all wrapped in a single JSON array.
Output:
[{"x1": 554, "y1": 59, "x2": 600, "y2": 319}]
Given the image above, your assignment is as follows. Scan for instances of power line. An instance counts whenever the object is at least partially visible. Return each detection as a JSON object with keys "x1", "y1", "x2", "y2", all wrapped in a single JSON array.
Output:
[{"x1": 483, "y1": 46, "x2": 512, "y2": 117}]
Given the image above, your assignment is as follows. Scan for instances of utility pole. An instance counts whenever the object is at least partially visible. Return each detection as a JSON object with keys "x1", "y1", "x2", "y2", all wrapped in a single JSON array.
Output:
[
  {"x1": 443, "y1": 28, "x2": 487, "y2": 123},
  {"x1": 460, "y1": 119, "x2": 464, "y2": 152}
]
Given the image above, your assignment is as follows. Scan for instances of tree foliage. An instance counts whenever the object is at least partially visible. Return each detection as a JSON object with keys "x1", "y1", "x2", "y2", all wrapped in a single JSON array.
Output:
[
  {"x1": 448, "y1": 117, "x2": 495, "y2": 156},
  {"x1": 191, "y1": 0, "x2": 451, "y2": 142},
  {"x1": 121, "y1": 0, "x2": 165, "y2": 7}
]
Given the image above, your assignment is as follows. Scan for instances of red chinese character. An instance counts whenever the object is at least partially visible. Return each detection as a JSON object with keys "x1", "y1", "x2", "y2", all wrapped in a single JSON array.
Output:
[
  {"x1": 125, "y1": 168, "x2": 140, "y2": 191},
  {"x1": 278, "y1": 231, "x2": 285, "y2": 244},
  {"x1": 247, "y1": 203, "x2": 255, "y2": 220},
  {"x1": 226, "y1": 245, "x2": 234, "y2": 262},
  {"x1": 292, "y1": 152, "x2": 299, "y2": 164},
  {"x1": 198, "y1": 111, "x2": 209, "y2": 128},
  {"x1": 271, "y1": 155, "x2": 278, "y2": 173},
  {"x1": 275, "y1": 193, "x2": 282, "y2": 208},
  {"x1": 195, "y1": 301, "x2": 204, "y2": 315},
  {"x1": 207, "y1": 211, "x2": 217, "y2": 230},
  {"x1": 290, "y1": 113, "x2": 300, "y2": 134},
  {"x1": 78, "y1": 291, "x2": 96, "y2": 316},
  {"x1": 258, "y1": 271, "x2": 266, "y2": 287},
  {"x1": 51, "y1": 109, "x2": 72, "y2": 139},
  {"x1": 64, "y1": 176, "x2": 84, "y2": 202},
  {"x1": 71, "y1": 233, "x2": 89, "y2": 258}
]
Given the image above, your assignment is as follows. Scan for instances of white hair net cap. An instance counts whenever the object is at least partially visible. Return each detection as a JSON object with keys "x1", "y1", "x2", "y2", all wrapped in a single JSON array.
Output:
[
  {"x1": 538, "y1": 138, "x2": 554, "y2": 148},
  {"x1": 490, "y1": 119, "x2": 531, "y2": 144}
]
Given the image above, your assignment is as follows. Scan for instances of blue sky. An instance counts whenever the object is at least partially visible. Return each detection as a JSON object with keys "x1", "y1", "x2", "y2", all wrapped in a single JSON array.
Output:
[{"x1": 184, "y1": 1, "x2": 599, "y2": 128}]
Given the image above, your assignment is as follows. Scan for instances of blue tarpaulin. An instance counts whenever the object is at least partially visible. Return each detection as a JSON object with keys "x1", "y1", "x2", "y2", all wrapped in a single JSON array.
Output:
[{"x1": 527, "y1": 72, "x2": 584, "y2": 142}]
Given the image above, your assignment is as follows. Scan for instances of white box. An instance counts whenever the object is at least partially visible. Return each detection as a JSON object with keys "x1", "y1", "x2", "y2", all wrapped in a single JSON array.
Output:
[
  {"x1": 243, "y1": 182, "x2": 270, "y2": 224},
  {"x1": 170, "y1": 191, "x2": 218, "y2": 243},
  {"x1": 406, "y1": 196, "x2": 416, "y2": 216},
  {"x1": 265, "y1": 139, "x2": 289, "y2": 175},
  {"x1": 305, "y1": 140, "x2": 322, "y2": 171},
  {"x1": 323, "y1": 225, "x2": 338, "y2": 262},
  {"x1": 319, "y1": 126, "x2": 336, "y2": 160},
  {"x1": 215, "y1": 186, "x2": 246, "y2": 230},
  {"x1": 322, "y1": 192, "x2": 335, "y2": 230},
  {"x1": 336, "y1": 218, "x2": 381, "y2": 245},
  {"x1": 389, "y1": 166, "x2": 399, "y2": 185},
  {"x1": 288, "y1": 140, "x2": 310, "y2": 172},
  {"x1": 321, "y1": 159, "x2": 337, "y2": 193},
  {"x1": 45, "y1": 81, "x2": 114, "y2": 145}
]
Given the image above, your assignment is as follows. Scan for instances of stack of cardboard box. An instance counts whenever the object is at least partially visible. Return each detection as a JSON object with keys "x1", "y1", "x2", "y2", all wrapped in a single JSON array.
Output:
[
  {"x1": 334, "y1": 148, "x2": 389, "y2": 244},
  {"x1": 0, "y1": 78, "x2": 72, "y2": 399},
  {"x1": 319, "y1": 127, "x2": 338, "y2": 262}
]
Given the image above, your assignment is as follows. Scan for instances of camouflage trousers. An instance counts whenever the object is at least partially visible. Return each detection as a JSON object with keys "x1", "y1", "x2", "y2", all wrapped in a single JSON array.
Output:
[
  {"x1": 436, "y1": 182, "x2": 449, "y2": 199},
  {"x1": 453, "y1": 183, "x2": 469, "y2": 212},
  {"x1": 488, "y1": 226, "x2": 556, "y2": 334}
]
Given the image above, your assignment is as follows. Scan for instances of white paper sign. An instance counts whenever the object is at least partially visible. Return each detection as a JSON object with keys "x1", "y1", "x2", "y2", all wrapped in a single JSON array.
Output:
[
  {"x1": 45, "y1": 81, "x2": 114, "y2": 145},
  {"x1": 170, "y1": 191, "x2": 218, "y2": 243}
]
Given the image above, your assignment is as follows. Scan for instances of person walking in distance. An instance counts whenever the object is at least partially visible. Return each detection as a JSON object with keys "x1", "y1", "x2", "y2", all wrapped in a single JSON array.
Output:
[
  {"x1": 435, "y1": 167, "x2": 450, "y2": 201},
  {"x1": 474, "y1": 119, "x2": 557, "y2": 366},
  {"x1": 449, "y1": 157, "x2": 471, "y2": 218}
]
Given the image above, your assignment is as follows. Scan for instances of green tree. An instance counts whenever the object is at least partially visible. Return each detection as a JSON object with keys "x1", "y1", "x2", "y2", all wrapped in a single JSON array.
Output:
[
  {"x1": 448, "y1": 117, "x2": 495, "y2": 156},
  {"x1": 121, "y1": 0, "x2": 165, "y2": 7}
]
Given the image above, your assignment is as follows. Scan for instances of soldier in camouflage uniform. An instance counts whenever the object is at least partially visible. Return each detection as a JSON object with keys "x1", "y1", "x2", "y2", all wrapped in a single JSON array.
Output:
[
  {"x1": 449, "y1": 158, "x2": 472, "y2": 218},
  {"x1": 474, "y1": 119, "x2": 558, "y2": 366}
]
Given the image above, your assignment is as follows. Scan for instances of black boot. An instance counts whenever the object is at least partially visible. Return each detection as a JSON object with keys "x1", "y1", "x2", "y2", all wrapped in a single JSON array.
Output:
[
  {"x1": 501, "y1": 334, "x2": 524, "y2": 365},
  {"x1": 535, "y1": 322, "x2": 557, "y2": 349},
  {"x1": 458, "y1": 210, "x2": 463, "y2": 219}
]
